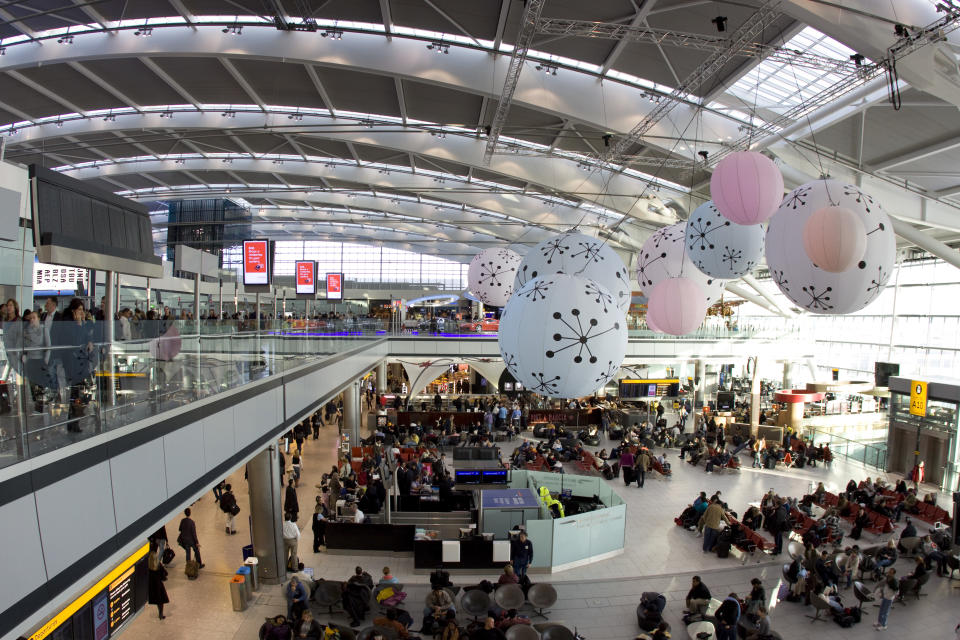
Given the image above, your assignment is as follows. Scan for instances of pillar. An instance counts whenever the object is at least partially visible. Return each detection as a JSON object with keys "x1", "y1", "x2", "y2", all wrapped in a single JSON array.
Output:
[
  {"x1": 193, "y1": 273, "x2": 201, "y2": 334},
  {"x1": 782, "y1": 361, "x2": 795, "y2": 390},
  {"x1": 103, "y1": 271, "x2": 116, "y2": 411},
  {"x1": 750, "y1": 357, "x2": 761, "y2": 436},
  {"x1": 377, "y1": 361, "x2": 387, "y2": 394},
  {"x1": 247, "y1": 446, "x2": 286, "y2": 585},
  {"x1": 694, "y1": 359, "x2": 704, "y2": 409},
  {"x1": 343, "y1": 380, "x2": 361, "y2": 446}
]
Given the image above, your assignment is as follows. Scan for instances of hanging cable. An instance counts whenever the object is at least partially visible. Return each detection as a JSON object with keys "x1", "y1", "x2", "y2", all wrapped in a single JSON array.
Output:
[{"x1": 885, "y1": 56, "x2": 902, "y2": 111}]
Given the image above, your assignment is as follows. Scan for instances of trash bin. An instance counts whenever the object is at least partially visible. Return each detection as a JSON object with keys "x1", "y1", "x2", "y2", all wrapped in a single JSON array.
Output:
[
  {"x1": 245, "y1": 557, "x2": 260, "y2": 591},
  {"x1": 242, "y1": 544, "x2": 255, "y2": 561},
  {"x1": 230, "y1": 576, "x2": 247, "y2": 611},
  {"x1": 236, "y1": 567, "x2": 253, "y2": 601}
]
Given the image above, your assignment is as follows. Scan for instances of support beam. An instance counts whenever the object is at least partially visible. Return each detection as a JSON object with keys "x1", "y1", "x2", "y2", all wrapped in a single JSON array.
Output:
[
  {"x1": 394, "y1": 78, "x2": 408, "y2": 125},
  {"x1": 890, "y1": 217, "x2": 960, "y2": 270},
  {"x1": 492, "y1": 0, "x2": 512, "y2": 51},
  {"x1": 422, "y1": 0, "x2": 482, "y2": 46},
  {"x1": 740, "y1": 273, "x2": 795, "y2": 317},
  {"x1": 379, "y1": 0, "x2": 393, "y2": 39},
  {"x1": 220, "y1": 58, "x2": 267, "y2": 111},
  {"x1": 304, "y1": 65, "x2": 337, "y2": 116},
  {"x1": 6, "y1": 70, "x2": 87, "y2": 115},
  {"x1": 600, "y1": 2, "x2": 658, "y2": 75},
  {"x1": 872, "y1": 135, "x2": 960, "y2": 172},
  {"x1": 139, "y1": 58, "x2": 202, "y2": 108}
]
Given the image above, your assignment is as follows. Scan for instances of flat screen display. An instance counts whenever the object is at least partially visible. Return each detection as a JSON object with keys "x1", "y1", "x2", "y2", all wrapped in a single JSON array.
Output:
[
  {"x1": 716, "y1": 391, "x2": 735, "y2": 411},
  {"x1": 326, "y1": 273, "x2": 343, "y2": 300},
  {"x1": 242, "y1": 240, "x2": 270, "y2": 285},
  {"x1": 455, "y1": 470, "x2": 481, "y2": 484},
  {"x1": 295, "y1": 260, "x2": 316, "y2": 295},
  {"x1": 481, "y1": 469, "x2": 508, "y2": 484}
]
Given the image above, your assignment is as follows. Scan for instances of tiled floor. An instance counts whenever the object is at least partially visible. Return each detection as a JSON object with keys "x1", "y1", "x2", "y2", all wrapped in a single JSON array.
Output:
[{"x1": 120, "y1": 410, "x2": 960, "y2": 640}]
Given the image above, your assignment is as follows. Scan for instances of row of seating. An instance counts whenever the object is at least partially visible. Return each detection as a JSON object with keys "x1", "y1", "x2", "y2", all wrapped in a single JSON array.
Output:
[
  {"x1": 841, "y1": 501, "x2": 894, "y2": 535},
  {"x1": 729, "y1": 518, "x2": 774, "y2": 555},
  {"x1": 789, "y1": 508, "x2": 840, "y2": 544}
]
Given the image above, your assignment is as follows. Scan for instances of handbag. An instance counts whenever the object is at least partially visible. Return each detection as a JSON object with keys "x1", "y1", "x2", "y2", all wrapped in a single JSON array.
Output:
[
  {"x1": 176, "y1": 533, "x2": 185, "y2": 548},
  {"x1": 231, "y1": 503, "x2": 241, "y2": 516}
]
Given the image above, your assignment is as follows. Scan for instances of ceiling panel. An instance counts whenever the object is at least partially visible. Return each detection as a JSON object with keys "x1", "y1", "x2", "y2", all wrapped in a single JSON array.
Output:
[
  {"x1": 151, "y1": 57, "x2": 252, "y2": 104},
  {"x1": 390, "y1": 0, "x2": 501, "y2": 41},
  {"x1": 97, "y1": 0, "x2": 167, "y2": 20},
  {"x1": 309, "y1": 66, "x2": 401, "y2": 117},
  {"x1": 15, "y1": 64, "x2": 125, "y2": 112},
  {"x1": 234, "y1": 171, "x2": 286, "y2": 184},
  {"x1": 401, "y1": 79, "x2": 483, "y2": 126},
  {"x1": 188, "y1": 169, "x2": 239, "y2": 184},
  {"x1": 0, "y1": 75, "x2": 71, "y2": 120},
  {"x1": 79, "y1": 59, "x2": 199, "y2": 107},
  {"x1": 147, "y1": 171, "x2": 203, "y2": 186},
  {"x1": 229, "y1": 59, "x2": 327, "y2": 109},
  {"x1": 186, "y1": 134, "x2": 247, "y2": 154},
  {"x1": 291, "y1": 136, "x2": 354, "y2": 160},
  {"x1": 108, "y1": 174, "x2": 163, "y2": 190},
  {"x1": 3, "y1": 1, "x2": 89, "y2": 32},
  {"x1": 299, "y1": 0, "x2": 384, "y2": 24}
]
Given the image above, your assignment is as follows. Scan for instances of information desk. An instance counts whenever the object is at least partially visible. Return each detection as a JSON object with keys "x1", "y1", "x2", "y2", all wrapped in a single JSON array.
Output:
[
  {"x1": 324, "y1": 522, "x2": 416, "y2": 552},
  {"x1": 393, "y1": 490, "x2": 473, "y2": 512},
  {"x1": 414, "y1": 538, "x2": 511, "y2": 570}
]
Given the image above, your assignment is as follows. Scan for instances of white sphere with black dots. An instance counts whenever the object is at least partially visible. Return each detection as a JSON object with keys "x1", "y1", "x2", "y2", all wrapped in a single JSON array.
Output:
[
  {"x1": 685, "y1": 201, "x2": 766, "y2": 279},
  {"x1": 766, "y1": 179, "x2": 895, "y2": 314},
  {"x1": 636, "y1": 222, "x2": 726, "y2": 304},
  {"x1": 467, "y1": 247, "x2": 523, "y2": 307},
  {"x1": 513, "y1": 231, "x2": 632, "y2": 313},
  {"x1": 499, "y1": 273, "x2": 627, "y2": 399}
]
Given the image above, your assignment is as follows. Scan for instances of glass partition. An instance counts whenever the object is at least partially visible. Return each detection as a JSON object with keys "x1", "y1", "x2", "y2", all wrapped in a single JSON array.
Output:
[{"x1": 808, "y1": 427, "x2": 888, "y2": 471}]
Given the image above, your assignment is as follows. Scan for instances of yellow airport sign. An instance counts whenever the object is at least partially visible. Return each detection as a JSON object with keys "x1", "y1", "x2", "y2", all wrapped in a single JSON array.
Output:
[{"x1": 909, "y1": 380, "x2": 928, "y2": 417}]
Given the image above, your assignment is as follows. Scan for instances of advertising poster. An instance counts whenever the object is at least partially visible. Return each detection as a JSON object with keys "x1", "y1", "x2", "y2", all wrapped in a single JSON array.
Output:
[
  {"x1": 243, "y1": 240, "x2": 270, "y2": 285},
  {"x1": 326, "y1": 273, "x2": 343, "y2": 300},
  {"x1": 295, "y1": 260, "x2": 316, "y2": 295}
]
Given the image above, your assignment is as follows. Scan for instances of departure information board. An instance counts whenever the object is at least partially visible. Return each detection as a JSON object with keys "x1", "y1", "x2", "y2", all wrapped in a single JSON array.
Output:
[{"x1": 108, "y1": 566, "x2": 135, "y2": 631}]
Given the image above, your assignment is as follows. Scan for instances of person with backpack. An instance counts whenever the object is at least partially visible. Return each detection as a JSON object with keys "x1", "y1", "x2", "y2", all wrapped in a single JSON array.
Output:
[{"x1": 220, "y1": 484, "x2": 239, "y2": 535}]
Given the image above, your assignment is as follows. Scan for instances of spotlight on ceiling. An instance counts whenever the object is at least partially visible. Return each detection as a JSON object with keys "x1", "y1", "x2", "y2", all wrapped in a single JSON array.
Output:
[
  {"x1": 222, "y1": 110, "x2": 236, "y2": 118},
  {"x1": 222, "y1": 24, "x2": 242, "y2": 35},
  {"x1": 426, "y1": 41, "x2": 450, "y2": 54},
  {"x1": 288, "y1": 113, "x2": 303, "y2": 120},
  {"x1": 711, "y1": 15, "x2": 727, "y2": 32},
  {"x1": 57, "y1": 34, "x2": 74, "y2": 44},
  {"x1": 0, "y1": 46, "x2": 6, "y2": 55},
  {"x1": 534, "y1": 62, "x2": 558, "y2": 76},
  {"x1": 321, "y1": 28, "x2": 344, "y2": 39},
  {"x1": 134, "y1": 26, "x2": 153, "y2": 36}
]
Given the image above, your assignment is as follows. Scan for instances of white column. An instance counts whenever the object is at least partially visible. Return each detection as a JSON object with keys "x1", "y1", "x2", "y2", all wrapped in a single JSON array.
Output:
[{"x1": 247, "y1": 446, "x2": 287, "y2": 584}]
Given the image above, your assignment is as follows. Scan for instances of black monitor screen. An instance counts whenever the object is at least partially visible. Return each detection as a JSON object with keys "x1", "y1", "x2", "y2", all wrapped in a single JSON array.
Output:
[
  {"x1": 716, "y1": 391, "x2": 735, "y2": 411},
  {"x1": 875, "y1": 362, "x2": 899, "y2": 387},
  {"x1": 455, "y1": 470, "x2": 481, "y2": 484},
  {"x1": 481, "y1": 469, "x2": 508, "y2": 484}
]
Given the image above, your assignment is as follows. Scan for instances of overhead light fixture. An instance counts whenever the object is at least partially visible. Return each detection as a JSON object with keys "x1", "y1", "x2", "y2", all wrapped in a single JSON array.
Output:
[
  {"x1": 174, "y1": 158, "x2": 185, "y2": 165},
  {"x1": 222, "y1": 110, "x2": 236, "y2": 118},
  {"x1": 321, "y1": 28, "x2": 344, "y2": 39},
  {"x1": 223, "y1": 23, "x2": 242, "y2": 35},
  {"x1": 272, "y1": 158, "x2": 284, "y2": 165},
  {"x1": 0, "y1": 47, "x2": 6, "y2": 56},
  {"x1": 360, "y1": 118, "x2": 374, "y2": 128},
  {"x1": 55, "y1": 120, "x2": 63, "y2": 128},
  {"x1": 711, "y1": 16, "x2": 727, "y2": 32},
  {"x1": 103, "y1": 114, "x2": 116, "y2": 122},
  {"x1": 426, "y1": 41, "x2": 450, "y2": 54},
  {"x1": 159, "y1": 110, "x2": 173, "y2": 118},
  {"x1": 430, "y1": 130, "x2": 447, "y2": 138},
  {"x1": 697, "y1": 150, "x2": 709, "y2": 162},
  {"x1": 288, "y1": 113, "x2": 303, "y2": 120},
  {"x1": 850, "y1": 53, "x2": 866, "y2": 66},
  {"x1": 222, "y1": 158, "x2": 233, "y2": 164},
  {"x1": 57, "y1": 34, "x2": 74, "y2": 44},
  {"x1": 134, "y1": 26, "x2": 153, "y2": 36},
  {"x1": 535, "y1": 62, "x2": 558, "y2": 76},
  {"x1": 601, "y1": 133, "x2": 612, "y2": 147},
  {"x1": 894, "y1": 23, "x2": 909, "y2": 38}
]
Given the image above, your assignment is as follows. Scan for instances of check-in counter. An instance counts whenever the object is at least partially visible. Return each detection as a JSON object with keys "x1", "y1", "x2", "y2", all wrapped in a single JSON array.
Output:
[
  {"x1": 324, "y1": 522, "x2": 416, "y2": 552},
  {"x1": 414, "y1": 538, "x2": 512, "y2": 570}
]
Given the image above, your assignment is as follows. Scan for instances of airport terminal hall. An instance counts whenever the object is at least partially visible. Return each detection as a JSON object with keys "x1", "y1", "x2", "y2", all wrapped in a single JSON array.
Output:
[{"x1": 8, "y1": 1, "x2": 960, "y2": 640}]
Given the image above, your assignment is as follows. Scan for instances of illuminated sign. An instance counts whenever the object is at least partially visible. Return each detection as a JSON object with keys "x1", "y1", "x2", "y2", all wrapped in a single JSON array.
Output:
[
  {"x1": 33, "y1": 261, "x2": 86, "y2": 293},
  {"x1": 107, "y1": 566, "x2": 135, "y2": 630},
  {"x1": 910, "y1": 380, "x2": 928, "y2": 417},
  {"x1": 326, "y1": 273, "x2": 343, "y2": 300},
  {"x1": 295, "y1": 260, "x2": 316, "y2": 295},
  {"x1": 242, "y1": 239, "x2": 270, "y2": 285},
  {"x1": 28, "y1": 543, "x2": 149, "y2": 640}
]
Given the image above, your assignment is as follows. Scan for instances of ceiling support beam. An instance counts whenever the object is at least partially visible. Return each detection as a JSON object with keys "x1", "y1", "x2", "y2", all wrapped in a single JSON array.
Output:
[
  {"x1": 394, "y1": 78, "x2": 408, "y2": 125},
  {"x1": 871, "y1": 135, "x2": 960, "y2": 172},
  {"x1": 492, "y1": 0, "x2": 512, "y2": 51},
  {"x1": 304, "y1": 65, "x2": 337, "y2": 116},
  {"x1": 740, "y1": 273, "x2": 795, "y2": 317},
  {"x1": 66, "y1": 61, "x2": 143, "y2": 111},
  {"x1": 890, "y1": 216, "x2": 960, "y2": 270},
  {"x1": 220, "y1": 58, "x2": 267, "y2": 111},
  {"x1": 379, "y1": 0, "x2": 393, "y2": 39},
  {"x1": 422, "y1": 0, "x2": 482, "y2": 46},
  {"x1": 725, "y1": 282, "x2": 789, "y2": 317},
  {"x1": 600, "y1": 1, "x2": 658, "y2": 74},
  {"x1": 69, "y1": 0, "x2": 111, "y2": 30},
  {"x1": 167, "y1": 0, "x2": 196, "y2": 27},
  {"x1": 6, "y1": 70, "x2": 87, "y2": 115}
]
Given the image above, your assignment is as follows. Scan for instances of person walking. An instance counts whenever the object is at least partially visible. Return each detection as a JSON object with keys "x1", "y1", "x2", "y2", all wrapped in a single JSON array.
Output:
[
  {"x1": 634, "y1": 448, "x2": 651, "y2": 488},
  {"x1": 282, "y1": 513, "x2": 301, "y2": 572},
  {"x1": 177, "y1": 508, "x2": 203, "y2": 568},
  {"x1": 311, "y1": 496, "x2": 327, "y2": 552},
  {"x1": 510, "y1": 531, "x2": 533, "y2": 578},
  {"x1": 874, "y1": 568, "x2": 897, "y2": 630},
  {"x1": 147, "y1": 541, "x2": 169, "y2": 619},
  {"x1": 219, "y1": 483, "x2": 239, "y2": 535}
]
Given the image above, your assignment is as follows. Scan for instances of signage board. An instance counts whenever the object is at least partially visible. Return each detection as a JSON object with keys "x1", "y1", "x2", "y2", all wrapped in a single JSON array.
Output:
[
  {"x1": 92, "y1": 593, "x2": 109, "y2": 640},
  {"x1": 107, "y1": 566, "x2": 135, "y2": 631},
  {"x1": 242, "y1": 239, "x2": 270, "y2": 285},
  {"x1": 326, "y1": 272, "x2": 343, "y2": 300},
  {"x1": 295, "y1": 260, "x2": 316, "y2": 295},
  {"x1": 910, "y1": 380, "x2": 928, "y2": 417},
  {"x1": 33, "y1": 261, "x2": 86, "y2": 295}
]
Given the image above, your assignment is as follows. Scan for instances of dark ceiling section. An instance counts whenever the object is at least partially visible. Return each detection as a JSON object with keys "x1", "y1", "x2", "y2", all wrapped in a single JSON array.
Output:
[
  {"x1": 79, "y1": 59, "x2": 194, "y2": 107},
  {"x1": 351, "y1": 143, "x2": 407, "y2": 164},
  {"x1": 230, "y1": 59, "x2": 327, "y2": 109},
  {"x1": 107, "y1": 174, "x2": 163, "y2": 190},
  {"x1": 151, "y1": 57, "x2": 251, "y2": 104},
  {"x1": 401, "y1": 79, "x2": 483, "y2": 126},
  {"x1": 556, "y1": 124, "x2": 600, "y2": 155},
  {"x1": 97, "y1": 0, "x2": 169, "y2": 20},
  {"x1": 292, "y1": 136, "x2": 353, "y2": 161},
  {"x1": 390, "y1": 0, "x2": 501, "y2": 40},
  {"x1": 14, "y1": 64, "x2": 119, "y2": 111},
  {"x1": 236, "y1": 171, "x2": 285, "y2": 184},
  {"x1": 500, "y1": 104, "x2": 565, "y2": 146},
  {"x1": 301, "y1": 0, "x2": 384, "y2": 23},
  {"x1": 416, "y1": 156, "x2": 469, "y2": 177},
  {"x1": 0, "y1": 75, "x2": 69, "y2": 121},
  {"x1": 2, "y1": 0, "x2": 89, "y2": 32},
  {"x1": 182, "y1": 0, "x2": 261, "y2": 15},
  {"x1": 234, "y1": 132, "x2": 292, "y2": 155},
  {"x1": 148, "y1": 172, "x2": 203, "y2": 186},
  {"x1": 187, "y1": 133, "x2": 247, "y2": 154},
  {"x1": 308, "y1": 66, "x2": 401, "y2": 117},
  {"x1": 187, "y1": 169, "x2": 240, "y2": 184}
]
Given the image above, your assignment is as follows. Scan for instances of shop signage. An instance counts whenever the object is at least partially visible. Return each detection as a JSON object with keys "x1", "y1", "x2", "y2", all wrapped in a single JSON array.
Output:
[{"x1": 909, "y1": 380, "x2": 928, "y2": 417}]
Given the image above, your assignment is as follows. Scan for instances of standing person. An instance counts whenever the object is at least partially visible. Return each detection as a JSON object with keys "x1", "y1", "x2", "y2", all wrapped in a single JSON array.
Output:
[
  {"x1": 634, "y1": 448, "x2": 651, "y2": 488},
  {"x1": 219, "y1": 483, "x2": 239, "y2": 535},
  {"x1": 284, "y1": 478, "x2": 300, "y2": 521},
  {"x1": 282, "y1": 513, "x2": 301, "y2": 572},
  {"x1": 910, "y1": 461, "x2": 925, "y2": 490},
  {"x1": 149, "y1": 525, "x2": 169, "y2": 563},
  {"x1": 701, "y1": 496, "x2": 730, "y2": 553},
  {"x1": 874, "y1": 568, "x2": 897, "y2": 630},
  {"x1": 177, "y1": 508, "x2": 203, "y2": 569},
  {"x1": 21, "y1": 310, "x2": 50, "y2": 413},
  {"x1": 311, "y1": 496, "x2": 326, "y2": 552},
  {"x1": 770, "y1": 498, "x2": 790, "y2": 555},
  {"x1": 714, "y1": 593, "x2": 740, "y2": 640},
  {"x1": 510, "y1": 531, "x2": 533, "y2": 578},
  {"x1": 147, "y1": 541, "x2": 169, "y2": 619}
]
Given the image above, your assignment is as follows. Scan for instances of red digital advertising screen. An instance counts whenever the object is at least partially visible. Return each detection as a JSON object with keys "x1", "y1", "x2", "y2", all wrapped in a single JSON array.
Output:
[
  {"x1": 326, "y1": 273, "x2": 343, "y2": 300},
  {"x1": 295, "y1": 260, "x2": 316, "y2": 295},
  {"x1": 242, "y1": 240, "x2": 270, "y2": 285}
]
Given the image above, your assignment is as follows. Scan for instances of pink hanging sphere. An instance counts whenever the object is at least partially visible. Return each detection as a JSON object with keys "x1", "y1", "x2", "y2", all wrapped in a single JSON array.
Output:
[
  {"x1": 802, "y1": 205, "x2": 867, "y2": 273},
  {"x1": 646, "y1": 277, "x2": 709, "y2": 336},
  {"x1": 710, "y1": 151, "x2": 784, "y2": 225},
  {"x1": 645, "y1": 309, "x2": 661, "y2": 333}
]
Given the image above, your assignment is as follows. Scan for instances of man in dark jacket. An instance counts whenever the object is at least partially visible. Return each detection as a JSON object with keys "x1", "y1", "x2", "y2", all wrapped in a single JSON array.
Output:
[
  {"x1": 685, "y1": 575, "x2": 711, "y2": 615},
  {"x1": 178, "y1": 508, "x2": 203, "y2": 568},
  {"x1": 510, "y1": 532, "x2": 533, "y2": 577},
  {"x1": 284, "y1": 478, "x2": 299, "y2": 521},
  {"x1": 714, "y1": 594, "x2": 741, "y2": 640}
]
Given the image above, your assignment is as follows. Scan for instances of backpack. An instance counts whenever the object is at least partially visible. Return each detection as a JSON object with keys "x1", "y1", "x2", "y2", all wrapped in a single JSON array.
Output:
[{"x1": 220, "y1": 493, "x2": 235, "y2": 513}]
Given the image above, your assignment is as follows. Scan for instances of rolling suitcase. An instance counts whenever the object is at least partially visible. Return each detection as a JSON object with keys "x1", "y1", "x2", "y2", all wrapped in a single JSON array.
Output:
[
  {"x1": 622, "y1": 466, "x2": 636, "y2": 485},
  {"x1": 184, "y1": 559, "x2": 200, "y2": 580}
]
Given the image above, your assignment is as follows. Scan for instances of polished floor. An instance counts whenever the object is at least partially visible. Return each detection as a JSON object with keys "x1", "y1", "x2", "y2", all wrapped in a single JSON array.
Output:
[{"x1": 120, "y1": 410, "x2": 960, "y2": 640}]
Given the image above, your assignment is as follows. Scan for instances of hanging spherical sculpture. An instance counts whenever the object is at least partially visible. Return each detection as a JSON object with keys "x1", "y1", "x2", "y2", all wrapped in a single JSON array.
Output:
[
  {"x1": 513, "y1": 232, "x2": 632, "y2": 312},
  {"x1": 645, "y1": 277, "x2": 710, "y2": 336},
  {"x1": 644, "y1": 309, "x2": 662, "y2": 333},
  {"x1": 636, "y1": 222, "x2": 726, "y2": 304},
  {"x1": 802, "y1": 205, "x2": 867, "y2": 273},
  {"x1": 499, "y1": 273, "x2": 627, "y2": 398},
  {"x1": 467, "y1": 247, "x2": 523, "y2": 307},
  {"x1": 710, "y1": 151, "x2": 784, "y2": 225},
  {"x1": 766, "y1": 179, "x2": 895, "y2": 314},
  {"x1": 685, "y1": 201, "x2": 766, "y2": 279}
]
